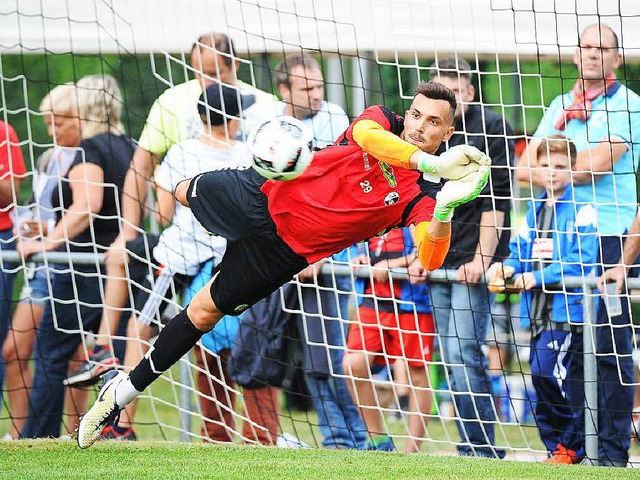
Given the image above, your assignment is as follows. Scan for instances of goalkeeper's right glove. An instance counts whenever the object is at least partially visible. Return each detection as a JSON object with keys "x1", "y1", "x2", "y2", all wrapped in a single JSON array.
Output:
[
  {"x1": 417, "y1": 144, "x2": 491, "y2": 180},
  {"x1": 434, "y1": 166, "x2": 490, "y2": 222}
]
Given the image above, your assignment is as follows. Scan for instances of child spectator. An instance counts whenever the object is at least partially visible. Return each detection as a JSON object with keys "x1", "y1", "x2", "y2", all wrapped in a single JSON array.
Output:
[
  {"x1": 487, "y1": 134, "x2": 598, "y2": 464},
  {"x1": 343, "y1": 227, "x2": 434, "y2": 452}
]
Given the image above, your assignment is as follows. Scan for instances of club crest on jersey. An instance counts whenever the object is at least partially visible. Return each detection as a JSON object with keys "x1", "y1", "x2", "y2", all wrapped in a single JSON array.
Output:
[
  {"x1": 378, "y1": 161, "x2": 397, "y2": 188},
  {"x1": 384, "y1": 191, "x2": 400, "y2": 205}
]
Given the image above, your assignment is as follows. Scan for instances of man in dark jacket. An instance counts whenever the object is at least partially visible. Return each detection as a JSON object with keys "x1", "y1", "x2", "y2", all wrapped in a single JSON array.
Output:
[{"x1": 412, "y1": 58, "x2": 514, "y2": 458}]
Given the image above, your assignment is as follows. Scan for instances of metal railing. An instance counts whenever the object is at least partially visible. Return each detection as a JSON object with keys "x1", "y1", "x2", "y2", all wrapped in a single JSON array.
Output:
[{"x1": 0, "y1": 249, "x2": 636, "y2": 458}]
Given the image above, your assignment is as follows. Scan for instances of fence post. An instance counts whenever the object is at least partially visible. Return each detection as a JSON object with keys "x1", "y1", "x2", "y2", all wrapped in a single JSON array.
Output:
[
  {"x1": 583, "y1": 286, "x2": 599, "y2": 464},
  {"x1": 179, "y1": 353, "x2": 193, "y2": 442}
]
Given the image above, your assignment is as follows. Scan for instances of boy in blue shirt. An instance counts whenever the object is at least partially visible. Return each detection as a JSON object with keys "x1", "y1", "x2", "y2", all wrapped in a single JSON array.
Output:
[{"x1": 488, "y1": 135, "x2": 598, "y2": 464}]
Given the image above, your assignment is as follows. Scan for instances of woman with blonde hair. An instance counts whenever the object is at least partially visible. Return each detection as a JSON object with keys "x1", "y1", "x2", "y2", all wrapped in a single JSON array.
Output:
[
  {"x1": 1, "y1": 83, "x2": 81, "y2": 440},
  {"x1": 18, "y1": 74, "x2": 135, "y2": 438}
]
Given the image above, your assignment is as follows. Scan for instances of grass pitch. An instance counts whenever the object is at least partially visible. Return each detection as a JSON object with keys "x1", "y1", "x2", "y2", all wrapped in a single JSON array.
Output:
[{"x1": 1, "y1": 440, "x2": 639, "y2": 480}]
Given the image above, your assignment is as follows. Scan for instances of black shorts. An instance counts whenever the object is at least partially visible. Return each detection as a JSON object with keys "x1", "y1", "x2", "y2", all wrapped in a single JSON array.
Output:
[
  {"x1": 186, "y1": 168, "x2": 308, "y2": 315},
  {"x1": 186, "y1": 167, "x2": 272, "y2": 241},
  {"x1": 126, "y1": 234, "x2": 192, "y2": 323}
]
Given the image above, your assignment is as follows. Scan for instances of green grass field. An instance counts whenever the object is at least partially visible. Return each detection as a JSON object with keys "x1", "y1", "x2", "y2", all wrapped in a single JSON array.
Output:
[
  {"x1": 2, "y1": 440, "x2": 639, "y2": 480},
  {"x1": 2, "y1": 354, "x2": 640, "y2": 477}
]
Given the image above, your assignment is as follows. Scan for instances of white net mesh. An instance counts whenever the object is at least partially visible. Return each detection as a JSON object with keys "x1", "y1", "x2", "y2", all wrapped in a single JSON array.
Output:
[{"x1": 1, "y1": 0, "x2": 640, "y2": 465}]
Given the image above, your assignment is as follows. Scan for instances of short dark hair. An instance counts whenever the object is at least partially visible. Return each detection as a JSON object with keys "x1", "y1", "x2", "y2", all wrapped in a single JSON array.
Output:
[
  {"x1": 428, "y1": 57, "x2": 472, "y2": 83},
  {"x1": 536, "y1": 134, "x2": 577, "y2": 167},
  {"x1": 274, "y1": 54, "x2": 322, "y2": 87},
  {"x1": 414, "y1": 81, "x2": 457, "y2": 120},
  {"x1": 191, "y1": 32, "x2": 236, "y2": 67}
]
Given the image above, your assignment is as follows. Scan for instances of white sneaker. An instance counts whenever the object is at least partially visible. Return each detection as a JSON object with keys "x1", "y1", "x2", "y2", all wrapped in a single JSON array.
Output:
[
  {"x1": 2, "y1": 433, "x2": 14, "y2": 441},
  {"x1": 276, "y1": 432, "x2": 310, "y2": 449},
  {"x1": 77, "y1": 370, "x2": 126, "y2": 449}
]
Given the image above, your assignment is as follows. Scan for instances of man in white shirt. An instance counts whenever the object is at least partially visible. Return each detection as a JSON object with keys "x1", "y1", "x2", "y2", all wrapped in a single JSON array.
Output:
[{"x1": 274, "y1": 54, "x2": 349, "y2": 148}]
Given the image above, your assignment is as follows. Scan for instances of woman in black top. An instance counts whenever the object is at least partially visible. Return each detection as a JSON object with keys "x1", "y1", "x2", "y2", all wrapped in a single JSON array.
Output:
[{"x1": 19, "y1": 74, "x2": 135, "y2": 438}]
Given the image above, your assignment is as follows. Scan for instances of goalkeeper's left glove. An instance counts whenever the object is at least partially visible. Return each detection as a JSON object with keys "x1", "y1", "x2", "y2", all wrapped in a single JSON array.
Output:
[
  {"x1": 417, "y1": 144, "x2": 491, "y2": 180},
  {"x1": 434, "y1": 166, "x2": 490, "y2": 222}
]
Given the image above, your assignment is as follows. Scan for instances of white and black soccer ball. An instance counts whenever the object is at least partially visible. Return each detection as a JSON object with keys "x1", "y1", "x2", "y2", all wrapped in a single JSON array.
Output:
[{"x1": 248, "y1": 116, "x2": 314, "y2": 181}]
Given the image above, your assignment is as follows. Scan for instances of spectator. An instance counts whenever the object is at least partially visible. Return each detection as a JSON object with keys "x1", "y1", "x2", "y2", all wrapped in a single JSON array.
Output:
[
  {"x1": 1, "y1": 84, "x2": 80, "y2": 440},
  {"x1": 19, "y1": 74, "x2": 135, "y2": 438},
  {"x1": 419, "y1": 57, "x2": 513, "y2": 458},
  {"x1": 275, "y1": 53, "x2": 366, "y2": 449},
  {"x1": 0, "y1": 119, "x2": 26, "y2": 421},
  {"x1": 64, "y1": 31, "x2": 275, "y2": 438},
  {"x1": 488, "y1": 135, "x2": 598, "y2": 464},
  {"x1": 184, "y1": 261, "x2": 281, "y2": 445},
  {"x1": 344, "y1": 227, "x2": 435, "y2": 453},
  {"x1": 226, "y1": 54, "x2": 367, "y2": 449},
  {"x1": 107, "y1": 32, "x2": 276, "y2": 260},
  {"x1": 274, "y1": 54, "x2": 348, "y2": 147},
  {"x1": 516, "y1": 23, "x2": 640, "y2": 467},
  {"x1": 65, "y1": 83, "x2": 253, "y2": 441}
]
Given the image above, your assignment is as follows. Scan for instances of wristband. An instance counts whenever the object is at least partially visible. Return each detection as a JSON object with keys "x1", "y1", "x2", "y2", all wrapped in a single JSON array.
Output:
[
  {"x1": 434, "y1": 204, "x2": 454, "y2": 223},
  {"x1": 416, "y1": 152, "x2": 439, "y2": 175}
]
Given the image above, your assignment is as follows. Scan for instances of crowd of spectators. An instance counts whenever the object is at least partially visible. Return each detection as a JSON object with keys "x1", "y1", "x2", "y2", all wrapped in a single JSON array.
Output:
[{"x1": 1, "y1": 23, "x2": 640, "y2": 468}]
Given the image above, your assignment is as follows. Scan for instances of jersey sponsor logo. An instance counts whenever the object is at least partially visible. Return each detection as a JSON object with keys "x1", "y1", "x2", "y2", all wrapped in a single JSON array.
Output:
[
  {"x1": 384, "y1": 191, "x2": 400, "y2": 205},
  {"x1": 378, "y1": 161, "x2": 397, "y2": 188},
  {"x1": 363, "y1": 152, "x2": 371, "y2": 170}
]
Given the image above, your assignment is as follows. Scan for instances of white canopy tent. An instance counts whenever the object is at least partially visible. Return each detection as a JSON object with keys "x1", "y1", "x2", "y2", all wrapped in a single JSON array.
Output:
[{"x1": 1, "y1": 0, "x2": 639, "y2": 59}]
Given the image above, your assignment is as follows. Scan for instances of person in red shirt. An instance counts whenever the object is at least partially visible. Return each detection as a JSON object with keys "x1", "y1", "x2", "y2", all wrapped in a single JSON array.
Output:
[
  {"x1": 0, "y1": 119, "x2": 27, "y2": 416},
  {"x1": 78, "y1": 81, "x2": 491, "y2": 448}
]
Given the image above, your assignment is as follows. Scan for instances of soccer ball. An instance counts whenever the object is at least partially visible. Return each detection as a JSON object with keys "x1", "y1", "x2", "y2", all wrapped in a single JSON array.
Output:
[{"x1": 247, "y1": 116, "x2": 314, "y2": 181}]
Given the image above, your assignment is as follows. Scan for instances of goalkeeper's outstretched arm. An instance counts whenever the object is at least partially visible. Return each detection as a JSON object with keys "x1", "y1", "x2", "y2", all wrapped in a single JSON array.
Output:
[{"x1": 352, "y1": 119, "x2": 490, "y2": 179}]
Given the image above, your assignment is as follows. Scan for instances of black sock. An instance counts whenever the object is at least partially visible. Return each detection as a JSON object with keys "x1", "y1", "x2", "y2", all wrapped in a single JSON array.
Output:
[{"x1": 128, "y1": 308, "x2": 205, "y2": 392}]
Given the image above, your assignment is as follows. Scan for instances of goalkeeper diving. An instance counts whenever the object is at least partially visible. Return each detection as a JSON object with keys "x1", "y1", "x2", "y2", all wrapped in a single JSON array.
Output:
[{"x1": 77, "y1": 81, "x2": 491, "y2": 448}]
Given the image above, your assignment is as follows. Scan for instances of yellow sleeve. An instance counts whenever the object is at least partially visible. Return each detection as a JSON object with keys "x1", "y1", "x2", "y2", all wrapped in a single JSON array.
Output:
[
  {"x1": 415, "y1": 221, "x2": 450, "y2": 270},
  {"x1": 352, "y1": 119, "x2": 419, "y2": 169},
  {"x1": 137, "y1": 96, "x2": 181, "y2": 156}
]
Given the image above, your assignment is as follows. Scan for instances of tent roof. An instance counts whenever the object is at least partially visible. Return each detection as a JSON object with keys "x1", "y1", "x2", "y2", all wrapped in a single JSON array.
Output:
[{"x1": 2, "y1": 0, "x2": 640, "y2": 60}]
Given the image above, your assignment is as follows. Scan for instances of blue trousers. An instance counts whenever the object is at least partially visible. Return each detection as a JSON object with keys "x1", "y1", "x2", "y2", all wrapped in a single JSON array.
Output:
[
  {"x1": 431, "y1": 281, "x2": 504, "y2": 458},
  {"x1": 530, "y1": 327, "x2": 584, "y2": 455},
  {"x1": 596, "y1": 236, "x2": 635, "y2": 465},
  {"x1": 293, "y1": 276, "x2": 367, "y2": 449},
  {"x1": 0, "y1": 228, "x2": 16, "y2": 413},
  {"x1": 22, "y1": 267, "x2": 104, "y2": 438}
]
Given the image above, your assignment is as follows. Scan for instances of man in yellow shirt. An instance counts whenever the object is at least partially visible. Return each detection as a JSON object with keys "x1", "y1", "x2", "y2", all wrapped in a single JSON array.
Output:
[{"x1": 110, "y1": 32, "x2": 276, "y2": 254}]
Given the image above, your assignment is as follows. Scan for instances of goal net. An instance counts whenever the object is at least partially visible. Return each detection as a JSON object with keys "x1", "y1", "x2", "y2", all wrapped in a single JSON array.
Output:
[{"x1": 1, "y1": 0, "x2": 640, "y2": 464}]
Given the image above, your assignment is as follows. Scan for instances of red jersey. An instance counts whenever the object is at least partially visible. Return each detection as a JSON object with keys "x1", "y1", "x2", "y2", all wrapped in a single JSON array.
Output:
[
  {"x1": 0, "y1": 120, "x2": 26, "y2": 231},
  {"x1": 261, "y1": 106, "x2": 438, "y2": 263}
]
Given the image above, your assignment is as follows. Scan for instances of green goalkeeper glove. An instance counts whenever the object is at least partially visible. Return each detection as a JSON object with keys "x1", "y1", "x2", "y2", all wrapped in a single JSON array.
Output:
[
  {"x1": 434, "y1": 166, "x2": 490, "y2": 222},
  {"x1": 417, "y1": 144, "x2": 491, "y2": 180}
]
